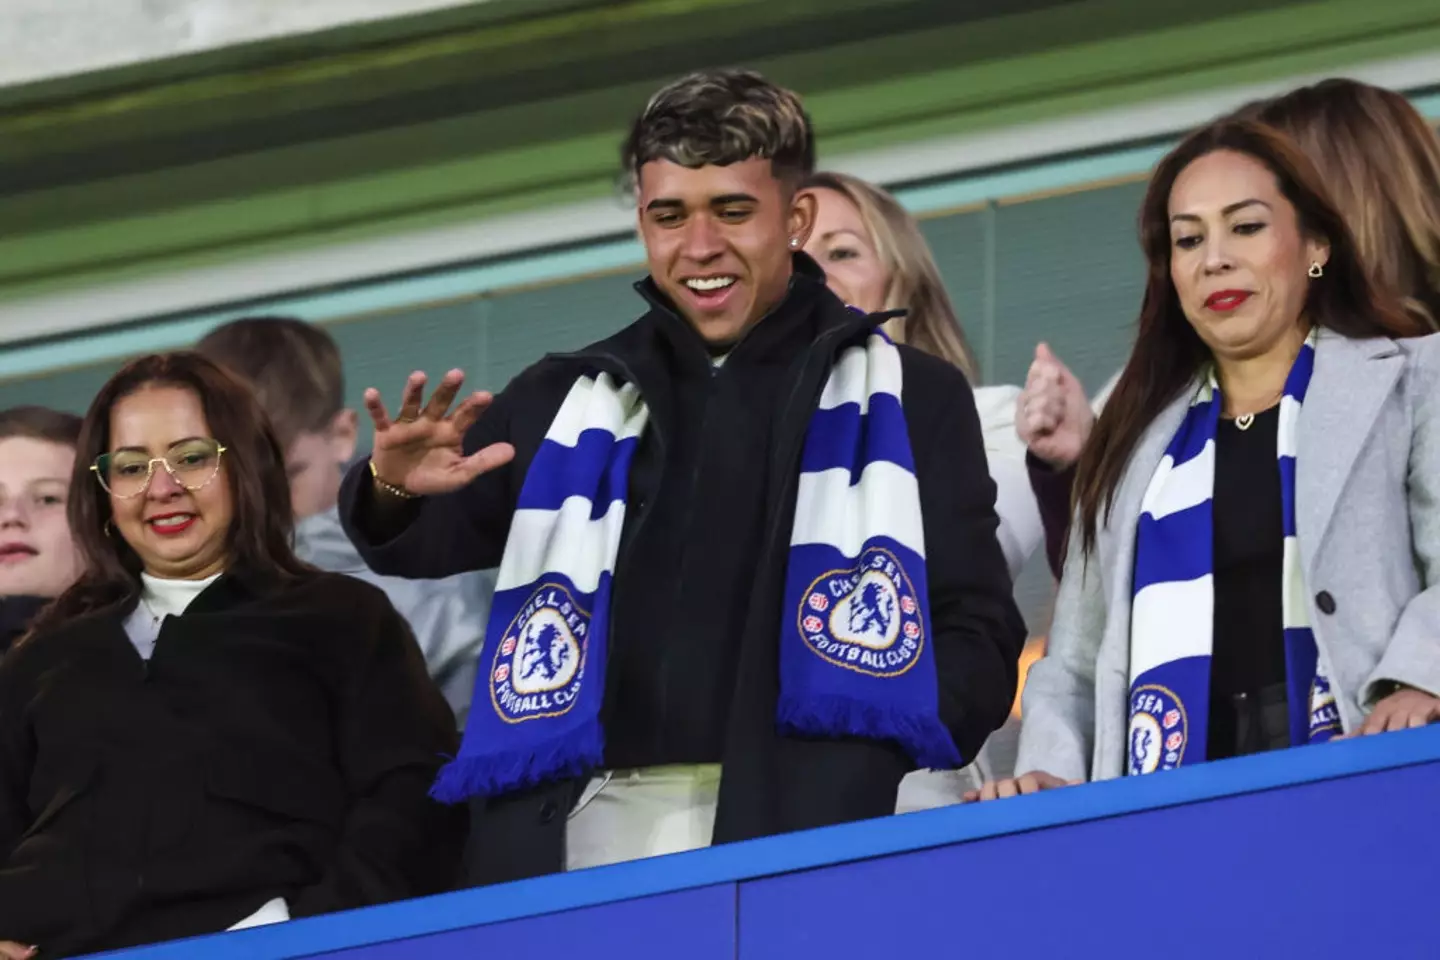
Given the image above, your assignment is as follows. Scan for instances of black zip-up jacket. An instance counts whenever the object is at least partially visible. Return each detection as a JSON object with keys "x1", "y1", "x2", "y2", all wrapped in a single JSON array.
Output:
[
  {"x1": 339, "y1": 256, "x2": 1026, "y2": 884},
  {"x1": 0, "y1": 570, "x2": 463, "y2": 957}
]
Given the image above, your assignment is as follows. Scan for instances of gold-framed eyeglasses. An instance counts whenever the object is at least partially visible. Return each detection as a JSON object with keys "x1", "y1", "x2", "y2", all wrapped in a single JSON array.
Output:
[{"x1": 91, "y1": 438, "x2": 227, "y2": 499}]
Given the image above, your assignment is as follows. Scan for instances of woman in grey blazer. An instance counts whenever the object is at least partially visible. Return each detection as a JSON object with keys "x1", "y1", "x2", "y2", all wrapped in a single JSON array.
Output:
[{"x1": 972, "y1": 117, "x2": 1440, "y2": 800}]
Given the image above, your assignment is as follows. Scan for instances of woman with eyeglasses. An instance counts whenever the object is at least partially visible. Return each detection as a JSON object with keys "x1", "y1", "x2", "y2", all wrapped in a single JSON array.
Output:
[{"x1": 0, "y1": 353, "x2": 462, "y2": 959}]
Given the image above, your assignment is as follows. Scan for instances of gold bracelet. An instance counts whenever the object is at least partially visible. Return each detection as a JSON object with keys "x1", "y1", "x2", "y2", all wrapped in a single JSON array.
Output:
[{"x1": 369, "y1": 459, "x2": 417, "y2": 500}]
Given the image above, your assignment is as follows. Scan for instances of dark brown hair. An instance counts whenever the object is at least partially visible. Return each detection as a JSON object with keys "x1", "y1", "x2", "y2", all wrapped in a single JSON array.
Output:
[
  {"x1": 0, "y1": 405, "x2": 82, "y2": 447},
  {"x1": 196, "y1": 316, "x2": 344, "y2": 449},
  {"x1": 621, "y1": 68, "x2": 815, "y2": 192},
  {"x1": 1233, "y1": 79, "x2": 1440, "y2": 330},
  {"x1": 1074, "y1": 118, "x2": 1427, "y2": 554},
  {"x1": 31, "y1": 352, "x2": 310, "y2": 634}
]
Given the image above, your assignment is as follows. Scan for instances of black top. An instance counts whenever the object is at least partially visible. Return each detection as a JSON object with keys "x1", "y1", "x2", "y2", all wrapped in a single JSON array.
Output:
[
  {"x1": 1209, "y1": 404, "x2": 1288, "y2": 759},
  {"x1": 339, "y1": 254, "x2": 1026, "y2": 884},
  {"x1": 0, "y1": 570, "x2": 463, "y2": 957}
]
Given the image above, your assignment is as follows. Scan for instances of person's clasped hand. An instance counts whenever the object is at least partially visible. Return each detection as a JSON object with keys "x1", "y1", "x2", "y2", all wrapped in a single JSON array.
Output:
[
  {"x1": 0, "y1": 941, "x2": 38, "y2": 959},
  {"x1": 363, "y1": 369, "x2": 516, "y2": 497},
  {"x1": 961, "y1": 770, "x2": 1079, "y2": 803},
  {"x1": 1016, "y1": 343, "x2": 1094, "y2": 470}
]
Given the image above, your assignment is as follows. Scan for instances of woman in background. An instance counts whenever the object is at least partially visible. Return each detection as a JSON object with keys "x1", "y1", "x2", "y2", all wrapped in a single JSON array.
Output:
[
  {"x1": 1016, "y1": 78, "x2": 1440, "y2": 577},
  {"x1": 0, "y1": 353, "x2": 461, "y2": 958},
  {"x1": 0, "y1": 407, "x2": 83, "y2": 652},
  {"x1": 1241, "y1": 78, "x2": 1440, "y2": 331},
  {"x1": 801, "y1": 171, "x2": 1043, "y2": 580}
]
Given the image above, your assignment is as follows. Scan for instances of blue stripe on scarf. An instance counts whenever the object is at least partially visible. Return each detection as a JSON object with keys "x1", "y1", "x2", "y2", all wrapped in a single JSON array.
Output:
[
  {"x1": 1132, "y1": 504, "x2": 1212, "y2": 593},
  {"x1": 1279, "y1": 455, "x2": 1298, "y2": 536},
  {"x1": 520, "y1": 431, "x2": 638, "y2": 517},
  {"x1": 800, "y1": 395, "x2": 916, "y2": 479}
]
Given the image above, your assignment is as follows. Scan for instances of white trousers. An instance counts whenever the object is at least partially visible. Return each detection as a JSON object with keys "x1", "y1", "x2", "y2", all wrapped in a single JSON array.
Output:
[
  {"x1": 227, "y1": 897, "x2": 290, "y2": 931},
  {"x1": 562, "y1": 755, "x2": 985, "y2": 872},
  {"x1": 566, "y1": 765, "x2": 721, "y2": 871},
  {"x1": 895, "y1": 737, "x2": 993, "y2": 813}
]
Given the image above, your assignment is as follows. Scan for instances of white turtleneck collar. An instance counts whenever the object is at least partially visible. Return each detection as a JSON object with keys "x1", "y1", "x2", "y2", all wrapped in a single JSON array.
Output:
[{"x1": 123, "y1": 571, "x2": 222, "y2": 660}]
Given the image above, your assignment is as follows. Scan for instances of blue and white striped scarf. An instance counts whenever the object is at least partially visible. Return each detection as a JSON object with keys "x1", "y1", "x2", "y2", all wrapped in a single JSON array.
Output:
[
  {"x1": 432, "y1": 331, "x2": 961, "y2": 802},
  {"x1": 1127, "y1": 330, "x2": 1339, "y2": 775}
]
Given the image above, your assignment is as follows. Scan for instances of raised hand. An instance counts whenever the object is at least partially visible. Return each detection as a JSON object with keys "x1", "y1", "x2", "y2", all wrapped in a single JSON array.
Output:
[
  {"x1": 363, "y1": 369, "x2": 516, "y2": 498},
  {"x1": 1017, "y1": 343, "x2": 1094, "y2": 470}
]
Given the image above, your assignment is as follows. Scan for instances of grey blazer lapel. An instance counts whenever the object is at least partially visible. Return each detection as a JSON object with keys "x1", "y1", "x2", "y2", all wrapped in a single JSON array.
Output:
[
  {"x1": 1102, "y1": 382, "x2": 1198, "y2": 603},
  {"x1": 1297, "y1": 332, "x2": 1404, "y2": 577}
]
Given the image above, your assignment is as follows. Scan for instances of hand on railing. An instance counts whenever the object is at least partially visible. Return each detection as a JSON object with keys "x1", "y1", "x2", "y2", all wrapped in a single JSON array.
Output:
[
  {"x1": 1343, "y1": 687, "x2": 1440, "y2": 737},
  {"x1": 962, "y1": 770, "x2": 1078, "y2": 802}
]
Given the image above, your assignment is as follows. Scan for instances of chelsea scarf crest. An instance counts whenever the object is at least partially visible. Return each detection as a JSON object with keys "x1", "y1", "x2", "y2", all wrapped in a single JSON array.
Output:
[
  {"x1": 431, "y1": 331, "x2": 962, "y2": 802},
  {"x1": 1126, "y1": 329, "x2": 1340, "y2": 775}
]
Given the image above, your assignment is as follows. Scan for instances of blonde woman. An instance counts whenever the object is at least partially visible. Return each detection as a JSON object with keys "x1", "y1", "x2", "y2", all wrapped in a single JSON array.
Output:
[
  {"x1": 801, "y1": 172, "x2": 1042, "y2": 581},
  {"x1": 800, "y1": 171, "x2": 1042, "y2": 812}
]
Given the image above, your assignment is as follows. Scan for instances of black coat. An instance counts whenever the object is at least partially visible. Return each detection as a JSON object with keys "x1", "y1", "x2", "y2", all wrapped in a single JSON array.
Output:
[
  {"x1": 339, "y1": 257, "x2": 1026, "y2": 885},
  {"x1": 0, "y1": 569, "x2": 464, "y2": 957},
  {"x1": 0, "y1": 596, "x2": 46, "y2": 655}
]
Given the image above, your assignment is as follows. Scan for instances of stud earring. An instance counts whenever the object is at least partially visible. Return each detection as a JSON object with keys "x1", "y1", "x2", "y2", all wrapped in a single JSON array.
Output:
[
  {"x1": 1308, "y1": 261, "x2": 1324, "y2": 279},
  {"x1": 789, "y1": 238, "x2": 799, "y2": 248}
]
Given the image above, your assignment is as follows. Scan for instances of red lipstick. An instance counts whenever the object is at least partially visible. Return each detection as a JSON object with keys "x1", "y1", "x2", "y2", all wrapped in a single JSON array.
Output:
[
  {"x1": 1205, "y1": 290, "x2": 1251, "y2": 312},
  {"x1": 146, "y1": 513, "x2": 197, "y2": 536}
]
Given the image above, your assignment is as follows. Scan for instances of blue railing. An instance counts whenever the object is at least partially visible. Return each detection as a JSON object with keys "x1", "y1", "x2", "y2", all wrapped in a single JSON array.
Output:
[{"x1": 91, "y1": 725, "x2": 1440, "y2": 958}]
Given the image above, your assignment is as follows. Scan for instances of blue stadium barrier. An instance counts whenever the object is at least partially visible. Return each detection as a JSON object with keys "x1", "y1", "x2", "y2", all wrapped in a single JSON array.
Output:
[{"x1": 89, "y1": 725, "x2": 1440, "y2": 959}]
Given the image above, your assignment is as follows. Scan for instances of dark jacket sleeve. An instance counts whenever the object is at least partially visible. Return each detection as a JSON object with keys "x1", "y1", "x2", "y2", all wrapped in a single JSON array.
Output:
[
  {"x1": 1026, "y1": 453, "x2": 1078, "y2": 581},
  {"x1": 290, "y1": 592, "x2": 465, "y2": 915},
  {"x1": 337, "y1": 376, "x2": 524, "y2": 580},
  {"x1": 0, "y1": 654, "x2": 33, "y2": 861},
  {"x1": 911, "y1": 359, "x2": 1028, "y2": 764}
]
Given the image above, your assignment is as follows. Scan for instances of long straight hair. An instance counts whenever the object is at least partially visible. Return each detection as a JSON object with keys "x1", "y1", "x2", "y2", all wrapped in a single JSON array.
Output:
[
  {"x1": 30, "y1": 353, "x2": 310, "y2": 635},
  {"x1": 801, "y1": 171, "x2": 979, "y2": 380},
  {"x1": 1074, "y1": 119, "x2": 1426, "y2": 554}
]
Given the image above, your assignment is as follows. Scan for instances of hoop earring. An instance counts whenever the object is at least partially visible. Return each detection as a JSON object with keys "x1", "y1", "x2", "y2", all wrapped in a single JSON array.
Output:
[
  {"x1": 104, "y1": 519, "x2": 114, "y2": 538},
  {"x1": 1308, "y1": 261, "x2": 1324, "y2": 279}
]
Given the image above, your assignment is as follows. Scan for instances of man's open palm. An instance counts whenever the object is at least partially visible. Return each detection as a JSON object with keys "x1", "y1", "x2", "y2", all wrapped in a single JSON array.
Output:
[{"x1": 364, "y1": 369, "x2": 515, "y2": 497}]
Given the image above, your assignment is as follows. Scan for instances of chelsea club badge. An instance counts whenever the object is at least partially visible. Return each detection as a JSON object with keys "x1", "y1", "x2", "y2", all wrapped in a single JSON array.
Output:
[
  {"x1": 490, "y1": 583, "x2": 588, "y2": 724},
  {"x1": 1127, "y1": 684, "x2": 1188, "y2": 775},
  {"x1": 798, "y1": 546, "x2": 924, "y2": 678}
]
